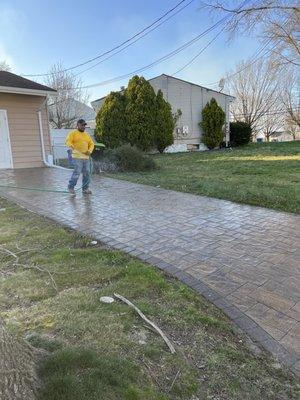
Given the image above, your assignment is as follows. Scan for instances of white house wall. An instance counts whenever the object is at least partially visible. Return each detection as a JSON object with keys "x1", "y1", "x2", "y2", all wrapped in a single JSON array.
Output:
[
  {"x1": 149, "y1": 75, "x2": 231, "y2": 146},
  {"x1": 91, "y1": 75, "x2": 233, "y2": 148}
]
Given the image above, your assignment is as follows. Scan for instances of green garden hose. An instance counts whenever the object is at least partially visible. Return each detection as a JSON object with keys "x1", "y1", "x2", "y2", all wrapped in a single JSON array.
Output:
[
  {"x1": 0, "y1": 157, "x2": 94, "y2": 194},
  {"x1": 0, "y1": 142, "x2": 105, "y2": 194}
]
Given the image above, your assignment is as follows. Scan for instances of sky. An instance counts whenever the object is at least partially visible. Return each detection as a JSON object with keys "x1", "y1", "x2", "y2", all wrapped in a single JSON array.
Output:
[{"x1": 0, "y1": 0, "x2": 261, "y2": 103}]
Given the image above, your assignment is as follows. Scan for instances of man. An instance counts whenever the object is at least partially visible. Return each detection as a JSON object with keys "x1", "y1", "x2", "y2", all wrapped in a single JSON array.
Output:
[{"x1": 65, "y1": 119, "x2": 95, "y2": 195}]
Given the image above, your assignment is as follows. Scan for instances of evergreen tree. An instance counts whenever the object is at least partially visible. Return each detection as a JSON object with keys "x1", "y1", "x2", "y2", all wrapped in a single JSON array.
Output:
[
  {"x1": 95, "y1": 91, "x2": 127, "y2": 148},
  {"x1": 125, "y1": 76, "x2": 157, "y2": 151},
  {"x1": 200, "y1": 98, "x2": 225, "y2": 149},
  {"x1": 155, "y1": 90, "x2": 174, "y2": 153}
]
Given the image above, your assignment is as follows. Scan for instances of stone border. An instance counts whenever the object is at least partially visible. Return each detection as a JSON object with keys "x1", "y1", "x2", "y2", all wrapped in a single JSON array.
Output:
[{"x1": 1, "y1": 190, "x2": 299, "y2": 377}]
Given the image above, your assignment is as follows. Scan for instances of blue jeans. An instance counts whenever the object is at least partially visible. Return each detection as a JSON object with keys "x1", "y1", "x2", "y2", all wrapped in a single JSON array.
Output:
[
  {"x1": 67, "y1": 149, "x2": 74, "y2": 168},
  {"x1": 68, "y1": 159, "x2": 90, "y2": 190}
]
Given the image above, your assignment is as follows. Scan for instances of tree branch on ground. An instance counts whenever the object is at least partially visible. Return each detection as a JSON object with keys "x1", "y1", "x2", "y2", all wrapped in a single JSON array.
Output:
[
  {"x1": 0, "y1": 245, "x2": 58, "y2": 292},
  {"x1": 114, "y1": 293, "x2": 176, "y2": 354}
]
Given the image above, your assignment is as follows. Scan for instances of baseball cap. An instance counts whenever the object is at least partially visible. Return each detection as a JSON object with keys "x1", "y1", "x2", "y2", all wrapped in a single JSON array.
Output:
[{"x1": 77, "y1": 119, "x2": 87, "y2": 125}]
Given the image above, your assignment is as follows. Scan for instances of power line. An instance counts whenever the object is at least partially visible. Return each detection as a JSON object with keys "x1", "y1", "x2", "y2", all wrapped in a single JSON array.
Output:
[
  {"x1": 70, "y1": 18, "x2": 229, "y2": 90},
  {"x1": 71, "y1": 0, "x2": 249, "y2": 89},
  {"x1": 171, "y1": 0, "x2": 251, "y2": 76},
  {"x1": 73, "y1": 0, "x2": 196, "y2": 77},
  {"x1": 23, "y1": 0, "x2": 193, "y2": 77},
  {"x1": 47, "y1": 17, "x2": 230, "y2": 105},
  {"x1": 172, "y1": 22, "x2": 227, "y2": 76},
  {"x1": 204, "y1": 39, "x2": 273, "y2": 88}
]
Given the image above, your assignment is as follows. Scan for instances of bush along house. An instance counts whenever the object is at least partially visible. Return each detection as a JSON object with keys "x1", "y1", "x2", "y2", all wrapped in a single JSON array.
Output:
[{"x1": 91, "y1": 74, "x2": 235, "y2": 152}]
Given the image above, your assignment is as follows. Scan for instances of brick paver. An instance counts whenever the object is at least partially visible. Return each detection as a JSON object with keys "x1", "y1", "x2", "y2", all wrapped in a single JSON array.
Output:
[{"x1": 0, "y1": 167, "x2": 299, "y2": 374}]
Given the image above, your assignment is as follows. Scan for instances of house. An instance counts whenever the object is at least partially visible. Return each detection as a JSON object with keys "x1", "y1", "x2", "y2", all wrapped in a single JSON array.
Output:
[
  {"x1": 48, "y1": 98, "x2": 96, "y2": 129},
  {"x1": 254, "y1": 129, "x2": 300, "y2": 143},
  {"x1": 0, "y1": 71, "x2": 56, "y2": 169},
  {"x1": 270, "y1": 130, "x2": 300, "y2": 142},
  {"x1": 91, "y1": 74, "x2": 235, "y2": 151}
]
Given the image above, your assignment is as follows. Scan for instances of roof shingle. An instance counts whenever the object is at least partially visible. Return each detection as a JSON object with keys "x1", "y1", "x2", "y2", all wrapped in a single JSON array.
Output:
[{"x1": 0, "y1": 71, "x2": 56, "y2": 93}]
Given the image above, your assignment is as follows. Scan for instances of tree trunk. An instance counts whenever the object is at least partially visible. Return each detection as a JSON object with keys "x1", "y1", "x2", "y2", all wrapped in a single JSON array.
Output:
[{"x1": 0, "y1": 323, "x2": 39, "y2": 400}]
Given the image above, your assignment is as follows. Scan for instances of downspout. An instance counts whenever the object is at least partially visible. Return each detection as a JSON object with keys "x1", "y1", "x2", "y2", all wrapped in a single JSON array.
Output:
[
  {"x1": 37, "y1": 96, "x2": 68, "y2": 170},
  {"x1": 37, "y1": 110, "x2": 50, "y2": 166}
]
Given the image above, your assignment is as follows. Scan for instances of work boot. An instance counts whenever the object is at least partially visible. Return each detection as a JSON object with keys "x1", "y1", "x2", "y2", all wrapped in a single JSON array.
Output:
[
  {"x1": 68, "y1": 188, "x2": 76, "y2": 196},
  {"x1": 83, "y1": 189, "x2": 92, "y2": 195}
]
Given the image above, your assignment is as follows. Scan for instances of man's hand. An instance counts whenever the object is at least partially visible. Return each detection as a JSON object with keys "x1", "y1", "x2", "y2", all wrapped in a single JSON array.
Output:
[{"x1": 84, "y1": 151, "x2": 91, "y2": 156}]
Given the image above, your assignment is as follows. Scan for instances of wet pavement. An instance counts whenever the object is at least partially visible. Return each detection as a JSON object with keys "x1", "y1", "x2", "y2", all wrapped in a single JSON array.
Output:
[{"x1": 0, "y1": 167, "x2": 299, "y2": 375}]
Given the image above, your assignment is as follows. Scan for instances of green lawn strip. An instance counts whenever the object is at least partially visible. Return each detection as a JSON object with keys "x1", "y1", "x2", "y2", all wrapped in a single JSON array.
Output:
[
  {"x1": 106, "y1": 142, "x2": 300, "y2": 213},
  {"x1": 0, "y1": 198, "x2": 299, "y2": 399}
]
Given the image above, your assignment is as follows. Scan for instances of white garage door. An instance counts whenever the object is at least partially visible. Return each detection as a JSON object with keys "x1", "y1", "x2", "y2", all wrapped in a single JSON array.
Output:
[{"x1": 0, "y1": 110, "x2": 13, "y2": 169}]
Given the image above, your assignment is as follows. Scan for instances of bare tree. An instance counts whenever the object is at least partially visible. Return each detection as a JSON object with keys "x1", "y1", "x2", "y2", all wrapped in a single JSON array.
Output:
[
  {"x1": 45, "y1": 63, "x2": 90, "y2": 129},
  {"x1": 285, "y1": 117, "x2": 298, "y2": 139},
  {"x1": 260, "y1": 110, "x2": 286, "y2": 141},
  {"x1": 227, "y1": 58, "x2": 282, "y2": 136},
  {"x1": 0, "y1": 61, "x2": 11, "y2": 71},
  {"x1": 281, "y1": 65, "x2": 300, "y2": 128},
  {"x1": 204, "y1": 1, "x2": 300, "y2": 66}
]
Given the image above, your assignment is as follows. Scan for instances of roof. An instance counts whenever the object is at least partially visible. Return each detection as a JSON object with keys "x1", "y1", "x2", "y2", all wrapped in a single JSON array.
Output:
[
  {"x1": 156, "y1": 74, "x2": 234, "y2": 99},
  {"x1": 0, "y1": 71, "x2": 56, "y2": 95},
  {"x1": 91, "y1": 73, "x2": 234, "y2": 104}
]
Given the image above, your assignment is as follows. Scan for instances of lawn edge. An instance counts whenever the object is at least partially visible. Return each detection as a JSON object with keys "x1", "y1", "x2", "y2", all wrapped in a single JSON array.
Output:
[{"x1": 1, "y1": 190, "x2": 299, "y2": 378}]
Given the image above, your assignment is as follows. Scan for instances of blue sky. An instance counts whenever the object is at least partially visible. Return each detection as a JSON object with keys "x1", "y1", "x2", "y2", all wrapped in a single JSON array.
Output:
[{"x1": 0, "y1": 0, "x2": 260, "y2": 102}]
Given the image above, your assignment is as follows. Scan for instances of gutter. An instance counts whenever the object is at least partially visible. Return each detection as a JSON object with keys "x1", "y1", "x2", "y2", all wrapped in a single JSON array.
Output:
[{"x1": 0, "y1": 85, "x2": 56, "y2": 97}]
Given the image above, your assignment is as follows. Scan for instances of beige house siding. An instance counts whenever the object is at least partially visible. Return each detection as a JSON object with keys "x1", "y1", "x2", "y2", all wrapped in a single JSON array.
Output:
[{"x1": 0, "y1": 93, "x2": 50, "y2": 168}]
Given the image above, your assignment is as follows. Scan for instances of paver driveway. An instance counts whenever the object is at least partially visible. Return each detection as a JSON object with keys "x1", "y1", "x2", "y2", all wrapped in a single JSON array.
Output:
[{"x1": 0, "y1": 167, "x2": 299, "y2": 374}]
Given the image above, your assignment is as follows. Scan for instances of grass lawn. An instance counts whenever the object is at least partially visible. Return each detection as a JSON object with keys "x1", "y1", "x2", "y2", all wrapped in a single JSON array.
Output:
[
  {"x1": 0, "y1": 198, "x2": 299, "y2": 399},
  {"x1": 106, "y1": 142, "x2": 300, "y2": 214}
]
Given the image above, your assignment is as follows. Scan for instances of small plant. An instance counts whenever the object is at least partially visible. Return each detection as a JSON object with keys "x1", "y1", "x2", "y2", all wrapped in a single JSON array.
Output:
[
  {"x1": 200, "y1": 98, "x2": 225, "y2": 149},
  {"x1": 230, "y1": 121, "x2": 252, "y2": 146},
  {"x1": 102, "y1": 144, "x2": 157, "y2": 172}
]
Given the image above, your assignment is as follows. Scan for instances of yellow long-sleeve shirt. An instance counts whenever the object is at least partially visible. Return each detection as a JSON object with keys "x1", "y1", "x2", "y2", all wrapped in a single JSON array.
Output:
[{"x1": 65, "y1": 130, "x2": 95, "y2": 160}]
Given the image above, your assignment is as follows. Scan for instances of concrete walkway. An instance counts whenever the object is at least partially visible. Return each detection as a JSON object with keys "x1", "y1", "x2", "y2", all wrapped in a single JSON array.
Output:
[{"x1": 0, "y1": 168, "x2": 299, "y2": 374}]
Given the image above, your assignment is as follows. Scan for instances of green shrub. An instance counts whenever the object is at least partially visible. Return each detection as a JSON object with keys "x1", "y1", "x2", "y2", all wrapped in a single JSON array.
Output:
[
  {"x1": 154, "y1": 90, "x2": 174, "y2": 153},
  {"x1": 103, "y1": 144, "x2": 156, "y2": 172},
  {"x1": 200, "y1": 98, "x2": 225, "y2": 149},
  {"x1": 95, "y1": 76, "x2": 177, "y2": 153},
  {"x1": 95, "y1": 91, "x2": 127, "y2": 148},
  {"x1": 125, "y1": 76, "x2": 157, "y2": 151},
  {"x1": 230, "y1": 121, "x2": 252, "y2": 146}
]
